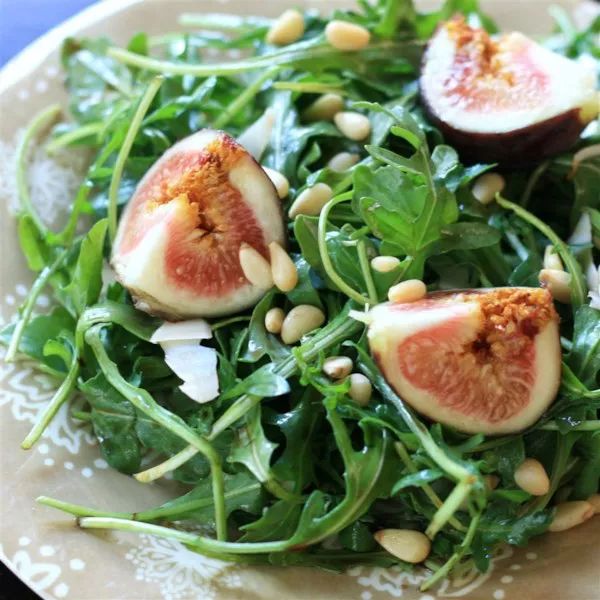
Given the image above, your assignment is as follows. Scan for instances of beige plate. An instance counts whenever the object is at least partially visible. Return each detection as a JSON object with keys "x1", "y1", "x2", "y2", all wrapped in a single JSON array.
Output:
[{"x1": 1, "y1": 1, "x2": 599, "y2": 599}]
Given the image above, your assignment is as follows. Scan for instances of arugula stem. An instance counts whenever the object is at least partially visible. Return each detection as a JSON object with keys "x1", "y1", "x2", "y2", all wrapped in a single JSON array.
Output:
[
  {"x1": 425, "y1": 479, "x2": 474, "y2": 539},
  {"x1": 319, "y1": 194, "x2": 369, "y2": 305},
  {"x1": 5, "y1": 248, "x2": 68, "y2": 362},
  {"x1": 272, "y1": 82, "x2": 348, "y2": 96},
  {"x1": 134, "y1": 445, "x2": 199, "y2": 482},
  {"x1": 21, "y1": 355, "x2": 79, "y2": 450},
  {"x1": 71, "y1": 410, "x2": 92, "y2": 422},
  {"x1": 394, "y1": 442, "x2": 465, "y2": 532},
  {"x1": 541, "y1": 420, "x2": 600, "y2": 431},
  {"x1": 46, "y1": 122, "x2": 103, "y2": 154},
  {"x1": 85, "y1": 324, "x2": 227, "y2": 541},
  {"x1": 213, "y1": 67, "x2": 280, "y2": 129},
  {"x1": 16, "y1": 104, "x2": 62, "y2": 236},
  {"x1": 496, "y1": 195, "x2": 587, "y2": 307},
  {"x1": 107, "y1": 76, "x2": 163, "y2": 242},
  {"x1": 421, "y1": 510, "x2": 482, "y2": 591},
  {"x1": 520, "y1": 160, "x2": 549, "y2": 208},
  {"x1": 356, "y1": 239, "x2": 378, "y2": 304}
]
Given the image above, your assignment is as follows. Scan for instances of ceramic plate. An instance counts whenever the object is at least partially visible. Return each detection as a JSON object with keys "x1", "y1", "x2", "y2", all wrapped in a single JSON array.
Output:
[{"x1": 1, "y1": 1, "x2": 599, "y2": 599}]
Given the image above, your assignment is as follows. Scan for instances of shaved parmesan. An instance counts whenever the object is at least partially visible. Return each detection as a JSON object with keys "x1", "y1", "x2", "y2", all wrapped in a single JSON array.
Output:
[
  {"x1": 151, "y1": 319, "x2": 213, "y2": 343},
  {"x1": 237, "y1": 108, "x2": 275, "y2": 160}
]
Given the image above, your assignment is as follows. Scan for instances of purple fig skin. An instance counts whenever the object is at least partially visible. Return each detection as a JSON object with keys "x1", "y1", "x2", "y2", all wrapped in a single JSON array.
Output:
[{"x1": 420, "y1": 91, "x2": 588, "y2": 166}]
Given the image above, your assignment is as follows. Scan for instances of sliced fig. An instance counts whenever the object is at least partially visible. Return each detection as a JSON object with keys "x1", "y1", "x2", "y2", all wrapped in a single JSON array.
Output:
[
  {"x1": 420, "y1": 17, "x2": 599, "y2": 164},
  {"x1": 365, "y1": 288, "x2": 561, "y2": 434},
  {"x1": 112, "y1": 129, "x2": 285, "y2": 319}
]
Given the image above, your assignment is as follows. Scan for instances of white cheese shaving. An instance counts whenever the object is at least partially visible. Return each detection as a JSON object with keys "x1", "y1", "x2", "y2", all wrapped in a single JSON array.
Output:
[{"x1": 151, "y1": 319, "x2": 213, "y2": 343}]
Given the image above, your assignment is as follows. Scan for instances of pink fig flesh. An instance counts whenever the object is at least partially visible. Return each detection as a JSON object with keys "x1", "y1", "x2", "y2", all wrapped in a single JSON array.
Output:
[
  {"x1": 367, "y1": 288, "x2": 561, "y2": 434},
  {"x1": 112, "y1": 129, "x2": 285, "y2": 319}
]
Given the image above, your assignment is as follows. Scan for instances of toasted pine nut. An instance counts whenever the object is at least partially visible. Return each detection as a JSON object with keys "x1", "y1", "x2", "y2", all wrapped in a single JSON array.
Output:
[
  {"x1": 323, "y1": 356, "x2": 353, "y2": 380},
  {"x1": 472, "y1": 172, "x2": 505, "y2": 205},
  {"x1": 334, "y1": 111, "x2": 371, "y2": 141},
  {"x1": 239, "y1": 243, "x2": 273, "y2": 289},
  {"x1": 514, "y1": 458, "x2": 550, "y2": 496},
  {"x1": 269, "y1": 242, "x2": 298, "y2": 292},
  {"x1": 325, "y1": 20, "x2": 371, "y2": 51},
  {"x1": 281, "y1": 305, "x2": 325, "y2": 344},
  {"x1": 548, "y1": 501, "x2": 594, "y2": 532},
  {"x1": 288, "y1": 183, "x2": 333, "y2": 218},
  {"x1": 348, "y1": 373, "x2": 372, "y2": 406},
  {"x1": 302, "y1": 93, "x2": 344, "y2": 122},
  {"x1": 266, "y1": 9, "x2": 305, "y2": 45},
  {"x1": 265, "y1": 307, "x2": 285, "y2": 334},
  {"x1": 371, "y1": 255, "x2": 400, "y2": 273},
  {"x1": 587, "y1": 493, "x2": 600, "y2": 514},
  {"x1": 328, "y1": 151, "x2": 360, "y2": 172},
  {"x1": 263, "y1": 167, "x2": 289, "y2": 199},
  {"x1": 374, "y1": 529, "x2": 431, "y2": 564},
  {"x1": 485, "y1": 474, "x2": 500, "y2": 491},
  {"x1": 543, "y1": 245, "x2": 564, "y2": 271},
  {"x1": 388, "y1": 279, "x2": 426, "y2": 304},
  {"x1": 539, "y1": 268, "x2": 572, "y2": 303}
]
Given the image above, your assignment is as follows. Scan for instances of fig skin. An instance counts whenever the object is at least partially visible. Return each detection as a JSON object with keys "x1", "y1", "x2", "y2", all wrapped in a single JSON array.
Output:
[
  {"x1": 366, "y1": 288, "x2": 562, "y2": 435},
  {"x1": 419, "y1": 18, "x2": 599, "y2": 165},
  {"x1": 111, "y1": 129, "x2": 285, "y2": 320}
]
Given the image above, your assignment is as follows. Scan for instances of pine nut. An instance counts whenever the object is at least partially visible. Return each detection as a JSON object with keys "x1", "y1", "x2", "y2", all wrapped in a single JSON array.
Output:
[
  {"x1": 514, "y1": 458, "x2": 550, "y2": 496},
  {"x1": 327, "y1": 152, "x2": 360, "y2": 172},
  {"x1": 374, "y1": 529, "x2": 431, "y2": 564},
  {"x1": 543, "y1": 245, "x2": 564, "y2": 271},
  {"x1": 269, "y1": 242, "x2": 298, "y2": 292},
  {"x1": 472, "y1": 172, "x2": 505, "y2": 205},
  {"x1": 485, "y1": 474, "x2": 500, "y2": 491},
  {"x1": 348, "y1": 373, "x2": 372, "y2": 406},
  {"x1": 239, "y1": 243, "x2": 273, "y2": 289},
  {"x1": 548, "y1": 501, "x2": 594, "y2": 532},
  {"x1": 263, "y1": 167, "x2": 289, "y2": 199},
  {"x1": 325, "y1": 20, "x2": 371, "y2": 51},
  {"x1": 266, "y1": 9, "x2": 305, "y2": 46},
  {"x1": 288, "y1": 183, "x2": 333, "y2": 218},
  {"x1": 371, "y1": 255, "x2": 400, "y2": 273},
  {"x1": 265, "y1": 307, "x2": 285, "y2": 334},
  {"x1": 334, "y1": 111, "x2": 371, "y2": 141},
  {"x1": 302, "y1": 93, "x2": 344, "y2": 122},
  {"x1": 587, "y1": 494, "x2": 600, "y2": 514},
  {"x1": 388, "y1": 279, "x2": 426, "y2": 304},
  {"x1": 323, "y1": 356, "x2": 353, "y2": 380},
  {"x1": 280, "y1": 305, "x2": 325, "y2": 344},
  {"x1": 539, "y1": 268, "x2": 572, "y2": 303}
]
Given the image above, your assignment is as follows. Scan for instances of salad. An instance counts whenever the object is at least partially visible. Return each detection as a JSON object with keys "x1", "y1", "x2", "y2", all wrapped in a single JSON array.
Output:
[{"x1": 2, "y1": 0, "x2": 600, "y2": 592}]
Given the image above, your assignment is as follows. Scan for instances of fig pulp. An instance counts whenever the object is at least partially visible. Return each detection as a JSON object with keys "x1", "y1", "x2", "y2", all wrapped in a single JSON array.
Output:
[
  {"x1": 112, "y1": 130, "x2": 285, "y2": 319},
  {"x1": 366, "y1": 288, "x2": 561, "y2": 434},
  {"x1": 420, "y1": 17, "x2": 599, "y2": 164}
]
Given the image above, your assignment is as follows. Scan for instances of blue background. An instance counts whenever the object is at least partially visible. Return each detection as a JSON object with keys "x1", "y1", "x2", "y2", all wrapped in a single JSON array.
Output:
[{"x1": 0, "y1": 0, "x2": 93, "y2": 65}]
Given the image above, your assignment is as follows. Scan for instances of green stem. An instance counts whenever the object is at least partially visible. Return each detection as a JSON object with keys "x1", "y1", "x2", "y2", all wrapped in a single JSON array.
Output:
[
  {"x1": 356, "y1": 239, "x2": 378, "y2": 304},
  {"x1": 319, "y1": 194, "x2": 368, "y2": 305},
  {"x1": 496, "y1": 195, "x2": 587, "y2": 307},
  {"x1": 425, "y1": 479, "x2": 473, "y2": 539},
  {"x1": 213, "y1": 67, "x2": 280, "y2": 129},
  {"x1": 394, "y1": 442, "x2": 465, "y2": 532},
  {"x1": 5, "y1": 249, "x2": 68, "y2": 362},
  {"x1": 421, "y1": 511, "x2": 482, "y2": 591},
  {"x1": 71, "y1": 410, "x2": 92, "y2": 422},
  {"x1": 520, "y1": 160, "x2": 549, "y2": 208},
  {"x1": 16, "y1": 104, "x2": 62, "y2": 235},
  {"x1": 135, "y1": 306, "x2": 362, "y2": 482},
  {"x1": 178, "y1": 12, "x2": 271, "y2": 30},
  {"x1": 21, "y1": 355, "x2": 79, "y2": 449},
  {"x1": 85, "y1": 324, "x2": 227, "y2": 541},
  {"x1": 272, "y1": 81, "x2": 347, "y2": 95},
  {"x1": 541, "y1": 420, "x2": 600, "y2": 431},
  {"x1": 46, "y1": 122, "x2": 103, "y2": 154},
  {"x1": 107, "y1": 76, "x2": 163, "y2": 242}
]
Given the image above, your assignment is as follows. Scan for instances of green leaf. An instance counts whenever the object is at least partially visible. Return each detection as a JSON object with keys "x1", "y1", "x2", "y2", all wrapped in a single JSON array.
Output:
[
  {"x1": 220, "y1": 363, "x2": 290, "y2": 401},
  {"x1": 438, "y1": 222, "x2": 502, "y2": 252},
  {"x1": 567, "y1": 306, "x2": 600, "y2": 388},
  {"x1": 391, "y1": 468, "x2": 443, "y2": 495},
  {"x1": 240, "y1": 499, "x2": 303, "y2": 542}
]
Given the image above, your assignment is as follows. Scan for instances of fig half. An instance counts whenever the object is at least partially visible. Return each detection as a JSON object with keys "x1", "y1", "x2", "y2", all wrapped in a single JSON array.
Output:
[
  {"x1": 112, "y1": 130, "x2": 285, "y2": 319},
  {"x1": 420, "y1": 17, "x2": 599, "y2": 164},
  {"x1": 365, "y1": 288, "x2": 561, "y2": 434}
]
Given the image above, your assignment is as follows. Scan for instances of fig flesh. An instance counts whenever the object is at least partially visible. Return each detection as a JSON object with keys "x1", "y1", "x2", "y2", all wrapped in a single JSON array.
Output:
[
  {"x1": 366, "y1": 288, "x2": 561, "y2": 434},
  {"x1": 420, "y1": 17, "x2": 599, "y2": 164},
  {"x1": 112, "y1": 129, "x2": 285, "y2": 319}
]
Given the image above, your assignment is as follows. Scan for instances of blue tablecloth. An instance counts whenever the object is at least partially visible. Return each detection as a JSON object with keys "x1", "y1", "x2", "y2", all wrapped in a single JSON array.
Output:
[{"x1": 0, "y1": 0, "x2": 94, "y2": 65}]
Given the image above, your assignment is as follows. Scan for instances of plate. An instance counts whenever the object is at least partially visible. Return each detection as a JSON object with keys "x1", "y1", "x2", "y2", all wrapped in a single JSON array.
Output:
[{"x1": 1, "y1": 1, "x2": 599, "y2": 599}]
